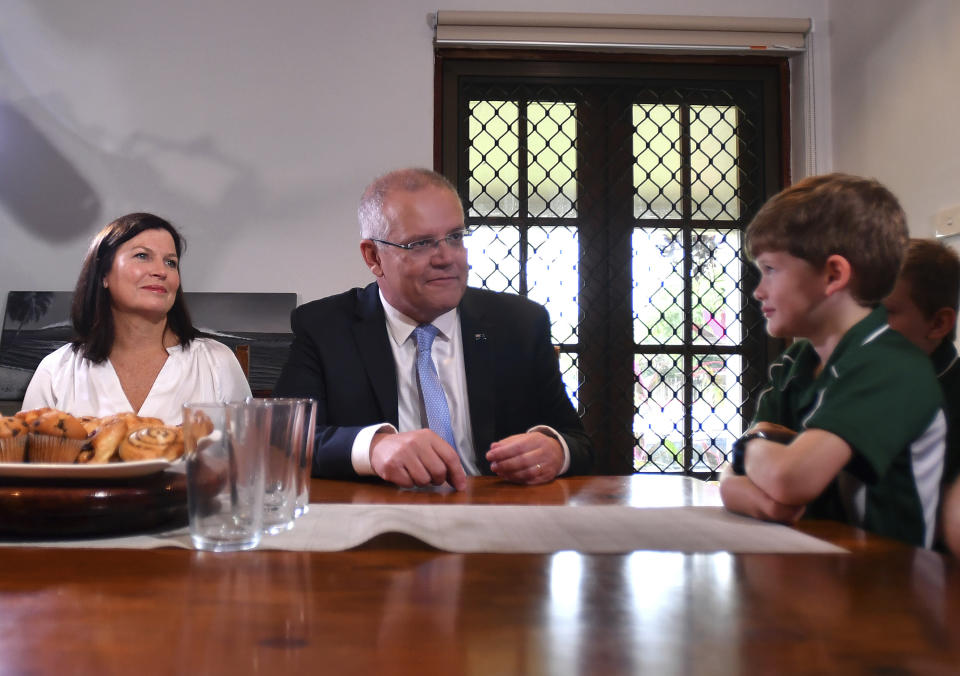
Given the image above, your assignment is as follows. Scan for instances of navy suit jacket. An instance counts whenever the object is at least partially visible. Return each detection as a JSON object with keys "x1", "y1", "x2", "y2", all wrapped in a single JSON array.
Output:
[{"x1": 273, "y1": 282, "x2": 593, "y2": 478}]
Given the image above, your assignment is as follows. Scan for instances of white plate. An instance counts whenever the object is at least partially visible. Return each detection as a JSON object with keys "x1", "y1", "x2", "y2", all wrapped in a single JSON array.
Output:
[{"x1": 0, "y1": 459, "x2": 177, "y2": 480}]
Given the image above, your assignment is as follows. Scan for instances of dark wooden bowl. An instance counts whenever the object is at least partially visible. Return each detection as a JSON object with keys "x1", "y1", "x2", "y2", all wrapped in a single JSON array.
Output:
[{"x1": 0, "y1": 470, "x2": 188, "y2": 539}]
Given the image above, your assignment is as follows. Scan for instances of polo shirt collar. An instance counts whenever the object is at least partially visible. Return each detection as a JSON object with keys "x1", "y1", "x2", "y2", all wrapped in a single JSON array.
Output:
[
  {"x1": 932, "y1": 340, "x2": 960, "y2": 379},
  {"x1": 819, "y1": 305, "x2": 889, "y2": 373}
]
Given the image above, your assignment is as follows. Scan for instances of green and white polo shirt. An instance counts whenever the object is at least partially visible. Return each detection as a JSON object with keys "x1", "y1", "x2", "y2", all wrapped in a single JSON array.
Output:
[
  {"x1": 932, "y1": 340, "x2": 960, "y2": 490},
  {"x1": 754, "y1": 306, "x2": 945, "y2": 547}
]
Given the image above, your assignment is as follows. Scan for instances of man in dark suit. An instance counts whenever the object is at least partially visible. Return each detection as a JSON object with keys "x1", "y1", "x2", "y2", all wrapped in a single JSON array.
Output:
[{"x1": 274, "y1": 168, "x2": 592, "y2": 490}]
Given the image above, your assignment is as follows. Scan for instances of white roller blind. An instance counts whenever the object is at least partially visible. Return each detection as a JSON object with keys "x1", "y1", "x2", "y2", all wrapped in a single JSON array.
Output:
[{"x1": 434, "y1": 11, "x2": 810, "y2": 53}]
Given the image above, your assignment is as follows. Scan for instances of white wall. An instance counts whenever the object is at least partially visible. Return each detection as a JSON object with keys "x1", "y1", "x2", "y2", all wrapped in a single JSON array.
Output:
[
  {"x1": 0, "y1": 0, "x2": 830, "y2": 320},
  {"x1": 830, "y1": 0, "x2": 960, "y2": 236}
]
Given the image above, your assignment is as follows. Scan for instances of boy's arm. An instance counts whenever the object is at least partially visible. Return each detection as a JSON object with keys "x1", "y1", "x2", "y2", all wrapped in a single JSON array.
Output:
[
  {"x1": 719, "y1": 464, "x2": 806, "y2": 523},
  {"x1": 743, "y1": 428, "x2": 853, "y2": 505}
]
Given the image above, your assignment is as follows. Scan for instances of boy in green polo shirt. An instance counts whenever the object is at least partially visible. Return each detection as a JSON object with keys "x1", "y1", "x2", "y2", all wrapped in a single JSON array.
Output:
[
  {"x1": 720, "y1": 173, "x2": 946, "y2": 548},
  {"x1": 884, "y1": 238, "x2": 960, "y2": 491},
  {"x1": 884, "y1": 238, "x2": 959, "y2": 550}
]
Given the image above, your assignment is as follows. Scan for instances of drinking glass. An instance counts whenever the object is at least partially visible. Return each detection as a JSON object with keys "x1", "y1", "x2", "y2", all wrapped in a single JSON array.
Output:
[
  {"x1": 183, "y1": 401, "x2": 270, "y2": 552},
  {"x1": 294, "y1": 398, "x2": 317, "y2": 518},
  {"x1": 259, "y1": 398, "x2": 305, "y2": 534}
]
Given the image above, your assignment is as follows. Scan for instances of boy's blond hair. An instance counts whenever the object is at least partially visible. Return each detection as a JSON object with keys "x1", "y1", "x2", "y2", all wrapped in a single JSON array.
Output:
[{"x1": 746, "y1": 173, "x2": 908, "y2": 306}]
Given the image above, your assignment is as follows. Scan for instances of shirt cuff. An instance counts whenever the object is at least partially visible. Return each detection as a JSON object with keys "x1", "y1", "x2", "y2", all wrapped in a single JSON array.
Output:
[
  {"x1": 527, "y1": 425, "x2": 571, "y2": 475},
  {"x1": 351, "y1": 423, "x2": 397, "y2": 475}
]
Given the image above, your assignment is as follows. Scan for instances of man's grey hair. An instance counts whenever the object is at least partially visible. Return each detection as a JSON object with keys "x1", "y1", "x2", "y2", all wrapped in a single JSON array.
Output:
[{"x1": 358, "y1": 168, "x2": 461, "y2": 240}]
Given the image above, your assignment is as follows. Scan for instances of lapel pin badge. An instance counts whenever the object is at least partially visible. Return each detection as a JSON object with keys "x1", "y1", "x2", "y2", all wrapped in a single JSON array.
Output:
[{"x1": 474, "y1": 332, "x2": 486, "y2": 342}]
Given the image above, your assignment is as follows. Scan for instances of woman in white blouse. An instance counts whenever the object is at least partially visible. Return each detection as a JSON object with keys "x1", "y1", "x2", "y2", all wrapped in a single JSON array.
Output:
[{"x1": 21, "y1": 213, "x2": 251, "y2": 424}]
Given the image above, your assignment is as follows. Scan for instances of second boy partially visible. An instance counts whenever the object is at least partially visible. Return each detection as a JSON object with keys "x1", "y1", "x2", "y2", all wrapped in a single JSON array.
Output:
[
  {"x1": 884, "y1": 238, "x2": 960, "y2": 491},
  {"x1": 720, "y1": 173, "x2": 945, "y2": 548}
]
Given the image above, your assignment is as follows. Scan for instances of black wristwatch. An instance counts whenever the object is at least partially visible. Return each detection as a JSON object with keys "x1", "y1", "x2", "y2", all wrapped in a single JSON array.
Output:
[{"x1": 730, "y1": 431, "x2": 768, "y2": 476}]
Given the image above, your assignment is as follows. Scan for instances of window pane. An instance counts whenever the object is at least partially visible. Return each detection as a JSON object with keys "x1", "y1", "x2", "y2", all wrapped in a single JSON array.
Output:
[
  {"x1": 634, "y1": 353, "x2": 684, "y2": 472},
  {"x1": 691, "y1": 354, "x2": 744, "y2": 472},
  {"x1": 466, "y1": 225, "x2": 520, "y2": 293},
  {"x1": 527, "y1": 101, "x2": 577, "y2": 218},
  {"x1": 453, "y1": 64, "x2": 782, "y2": 477},
  {"x1": 528, "y1": 225, "x2": 578, "y2": 344},
  {"x1": 690, "y1": 105, "x2": 740, "y2": 221},
  {"x1": 633, "y1": 104, "x2": 681, "y2": 219},
  {"x1": 559, "y1": 352, "x2": 580, "y2": 410},
  {"x1": 691, "y1": 229, "x2": 743, "y2": 346},
  {"x1": 468, "y1": 100, "x2": 519, "y2": 217},
  {"x1": 633, "y1": 228, "x2": 683, "y2": 345}
]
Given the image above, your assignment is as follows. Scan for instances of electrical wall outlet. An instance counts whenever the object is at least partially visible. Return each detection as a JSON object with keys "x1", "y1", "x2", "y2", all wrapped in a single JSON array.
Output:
[{"x1": 936, "y1": 205, "x2": 960, "y2": 237}]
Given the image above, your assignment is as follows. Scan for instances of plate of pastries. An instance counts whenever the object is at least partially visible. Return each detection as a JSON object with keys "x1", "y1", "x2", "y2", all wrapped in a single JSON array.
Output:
[{"x1": 0, "y1": 408, "x2": 185, "y2": 479}]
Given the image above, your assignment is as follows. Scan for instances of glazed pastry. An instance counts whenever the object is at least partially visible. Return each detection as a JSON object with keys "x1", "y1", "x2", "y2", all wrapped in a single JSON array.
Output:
[
  {"x1": 83, "y1": 416, "x2": 130, "y2": 464},
  {"x1": 182, "y1": 410, "x2": 215, "y2": 453},
  {"x1": 123, "y1": 415, "x2": 165, "y2": 432},
  {"x1": 119, "y1": 426, "x2": 184, "y2": 462},
  {"x1": 79, "y1": 416, "x2": 103, "y2": 436}
]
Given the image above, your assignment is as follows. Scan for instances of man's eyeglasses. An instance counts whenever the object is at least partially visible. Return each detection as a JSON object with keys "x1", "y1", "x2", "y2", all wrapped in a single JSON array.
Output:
[{"x1": 371, "y1": 229, "x2": 471, "y2": 254}]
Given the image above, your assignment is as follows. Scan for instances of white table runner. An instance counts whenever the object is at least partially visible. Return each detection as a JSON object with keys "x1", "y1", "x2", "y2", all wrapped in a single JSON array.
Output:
[{"x1": 1, "y1": 504, "x2": 847, "y2": 554}]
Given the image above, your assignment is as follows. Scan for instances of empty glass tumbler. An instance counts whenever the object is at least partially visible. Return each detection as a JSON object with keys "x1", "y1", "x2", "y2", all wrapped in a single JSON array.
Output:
[{"x1": 183, "y1": 401, "x2": 270, "y2": 552}]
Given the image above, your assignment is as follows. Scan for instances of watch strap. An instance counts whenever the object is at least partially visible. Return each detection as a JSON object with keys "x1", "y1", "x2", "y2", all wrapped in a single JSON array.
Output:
[{"x1": 731, "y1": 431, "x2": 767, "y2": 475}]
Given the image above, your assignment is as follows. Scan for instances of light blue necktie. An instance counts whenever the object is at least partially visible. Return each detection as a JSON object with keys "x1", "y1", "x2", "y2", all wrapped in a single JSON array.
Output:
[{"x1": 413, "y1": 324, "x2": 459, "y2": 454}]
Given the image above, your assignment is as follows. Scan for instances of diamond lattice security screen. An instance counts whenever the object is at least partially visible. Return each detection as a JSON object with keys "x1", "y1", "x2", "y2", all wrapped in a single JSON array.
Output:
[{"x1": 441, "y1": 56, "x2": 785, "y2": 474}]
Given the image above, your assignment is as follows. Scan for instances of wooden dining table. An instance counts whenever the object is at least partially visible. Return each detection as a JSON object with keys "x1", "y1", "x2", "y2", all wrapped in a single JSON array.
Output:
[{"x1": 1, "y1": 474, "x2": 958, "y2": 675}]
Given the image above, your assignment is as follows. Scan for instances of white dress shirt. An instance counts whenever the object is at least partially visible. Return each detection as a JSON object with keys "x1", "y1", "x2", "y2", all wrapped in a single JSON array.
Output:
[
  {"x1": 21, "y1": 338, "x2": 252, "y2": 425},
  {"x1": 350, "y1": 291, "x2": 570, "y2": 476}
]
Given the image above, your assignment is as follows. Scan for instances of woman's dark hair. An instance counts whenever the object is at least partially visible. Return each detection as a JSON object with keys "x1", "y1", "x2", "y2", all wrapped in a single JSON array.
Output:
[{"x1": 71, "y1": 212, "x2": 198, "y2": 363}]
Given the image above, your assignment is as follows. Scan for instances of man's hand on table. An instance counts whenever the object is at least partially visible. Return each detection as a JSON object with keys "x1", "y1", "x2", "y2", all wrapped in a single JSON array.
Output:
[
  {"x1": 370, "y1": 429, "x2": 467, "y2": 491},
  {"x1": 486, "y1": 431, "x2": 563, "y2": 485}
]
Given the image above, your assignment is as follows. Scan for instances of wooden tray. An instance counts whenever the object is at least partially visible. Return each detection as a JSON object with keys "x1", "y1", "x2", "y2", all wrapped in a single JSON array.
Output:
[{"x1": 0, "y1": 470, "x2": 187, "y2": 538}]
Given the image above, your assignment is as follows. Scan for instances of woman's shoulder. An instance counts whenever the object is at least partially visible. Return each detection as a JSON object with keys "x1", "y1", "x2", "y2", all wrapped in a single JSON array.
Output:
[
  {"x1": 177, "y1": 337, "x2": 239, "y2": 362},
  {"x1": 175, "y1": 337, "x2": 250, "y2": 397},
  {"x1": 35, "y1": 343, "x2": 83, "y2": 371}
]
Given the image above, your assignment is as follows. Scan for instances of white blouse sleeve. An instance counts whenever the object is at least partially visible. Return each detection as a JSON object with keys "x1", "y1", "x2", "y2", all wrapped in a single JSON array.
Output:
[
  {"x1": 19, "y1": 345, "x2": 72, "y2": 411},
  {"x1": 21, "y1": 362, "x2": 56, "y2": 411},
  {"x1": 205, "y1": 339, "x2": 253, "y2": 402}
]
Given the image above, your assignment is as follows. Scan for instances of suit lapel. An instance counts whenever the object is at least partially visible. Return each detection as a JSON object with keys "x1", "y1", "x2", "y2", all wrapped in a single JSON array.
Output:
[
  {"x1": 460, "y1": 289, "x2": 495, "y2": 473},
  {"x1": 352, "y1": 283, "x2": 400, "y2": 426}
]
